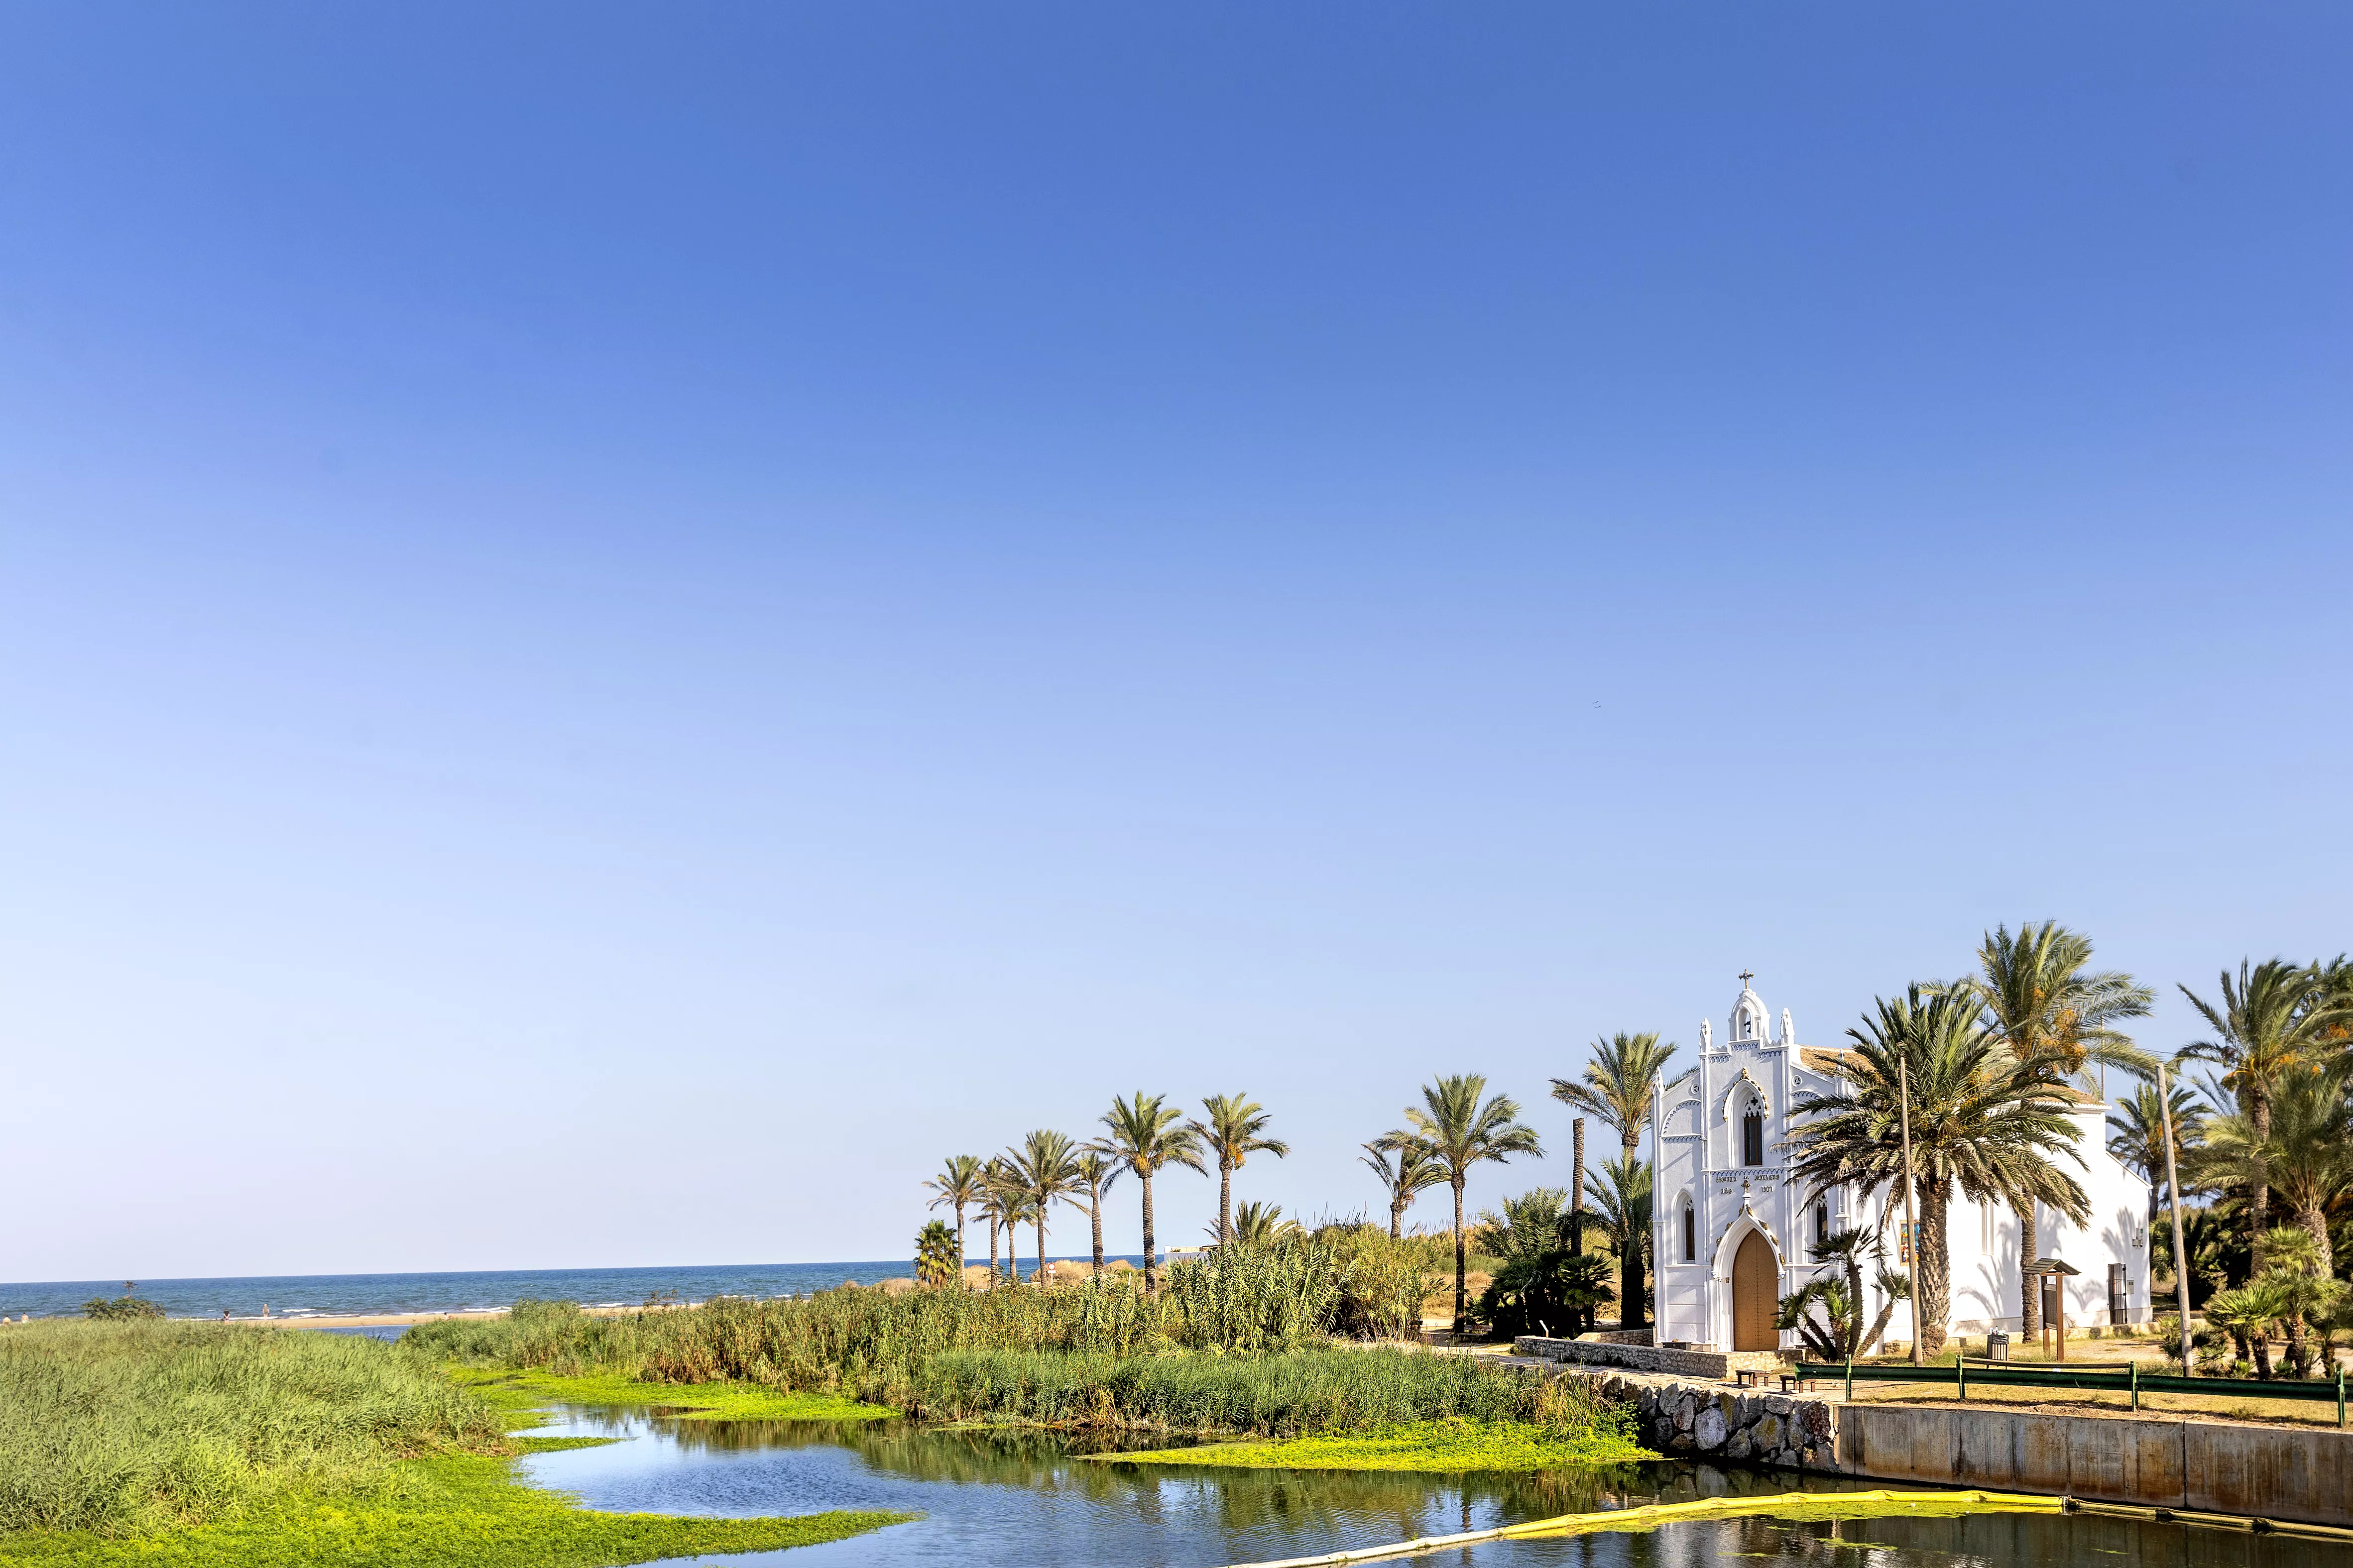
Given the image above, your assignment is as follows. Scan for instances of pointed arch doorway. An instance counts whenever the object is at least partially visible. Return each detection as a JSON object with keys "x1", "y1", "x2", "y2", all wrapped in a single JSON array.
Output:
[{"x1": 1731, "y1": 1231, "x2": 1779, "y2": 1351}]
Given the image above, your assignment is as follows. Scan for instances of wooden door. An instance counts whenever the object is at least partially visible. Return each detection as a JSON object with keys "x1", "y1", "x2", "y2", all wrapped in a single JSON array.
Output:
[{"x1": 1731, "y1": 1232, "x2": 1778, "y2": 1351}]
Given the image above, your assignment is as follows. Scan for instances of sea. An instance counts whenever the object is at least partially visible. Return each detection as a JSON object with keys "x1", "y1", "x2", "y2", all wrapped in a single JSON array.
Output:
[{"x1": 0, "y1": 1258, "x2": 1153, "y2": 1323}]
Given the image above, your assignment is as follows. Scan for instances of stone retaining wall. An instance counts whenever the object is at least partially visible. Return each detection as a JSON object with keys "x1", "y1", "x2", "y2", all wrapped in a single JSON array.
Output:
[
  {"x1": 1514, "y1": 1335, "x2": 1778, "y2": 1380},
  {"x1": 1568, "y1": 1368, "x2": 1840, "y2": 1470}
]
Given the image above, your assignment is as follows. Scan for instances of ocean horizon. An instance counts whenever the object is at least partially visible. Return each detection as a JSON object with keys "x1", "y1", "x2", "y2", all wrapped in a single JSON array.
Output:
[{"x1": 0, "y1": 1257, "x2": 1157, "y2": 1321}]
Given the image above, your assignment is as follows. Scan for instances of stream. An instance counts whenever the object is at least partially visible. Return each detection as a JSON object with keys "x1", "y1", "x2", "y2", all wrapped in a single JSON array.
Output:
[{"x1": 517, "y1": 1406, "x2": 2347, "y2": 1568}]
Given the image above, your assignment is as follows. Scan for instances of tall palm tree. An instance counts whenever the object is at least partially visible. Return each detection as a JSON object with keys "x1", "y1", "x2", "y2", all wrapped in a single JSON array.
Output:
[
  {"x1": 982, "y1": 1157, "x2": 1035, "y2": 1285},
  {"x1": 1788, "y1": 985, "x2": 2090, "y2": 1355},
  {"x1": 1187, "y1": 1093, "x2": 1290, "y2": 1247},
  {"x1": 2107, "y1": 1076, "x2": 2208, "y2": 1222},
  {"x1": 922, "y1": 1154, "x2": 985, "y2": 1278},
  {"x1": 1550, "y1": 1032, "x2": 1679, "y2": 1157},
  {"x1": 1099, "y1": 1092, "x2": 1206, "y2": 1290},
  {"x1": 1062, "y1": 1145, "x2": 1123, "y2": 1271},
  {"x1": 2202, "y1": 1066, "x2": 2353, "y2": 1276},
  {"x1": 1583, "y1": 1153, "x2": 1653, "y2": 1329},
  {"x1": 1361, "y1": 1138, "x2": 1448, "y2": 1239},
  {"x1": 1952, "y1": 921, "x2": 2152, "y2": 1337},
  {"x1": 1004, "y1": 1129, "x2": 1080, "y2": 1280},
  {"x1": 2181, "y1": 958, "x2": 2351, "y2": 1268},
  {"x1": 1402, "y1": 1073, "x2": 1543, "y2": 1332}
]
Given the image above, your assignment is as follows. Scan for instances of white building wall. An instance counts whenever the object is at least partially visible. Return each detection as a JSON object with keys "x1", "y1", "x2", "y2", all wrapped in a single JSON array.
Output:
[{"x1": 1649, "y1": 982, "x2": 2154, "y2": 1351}]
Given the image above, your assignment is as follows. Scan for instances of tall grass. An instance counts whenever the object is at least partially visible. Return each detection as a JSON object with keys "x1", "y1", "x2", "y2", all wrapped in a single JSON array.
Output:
[
  {"x1": 405, "y1": 1232, "x2": 1453, "y2": 1410},
  {"x1": 0, "y1": 1320, "x2": 503, "y2": 1537},
  {"x1": 399, "y1": 1233, "x2": 1621, "y2": 1441},
  {"x1": 905, "y1": 1345, "x2": 1624, "y2": 1438}
]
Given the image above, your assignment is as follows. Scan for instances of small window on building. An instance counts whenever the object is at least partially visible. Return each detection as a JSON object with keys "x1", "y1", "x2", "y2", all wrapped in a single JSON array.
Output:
[
  {"x1": 1742, "y1": 1107, "x2": 1764, "y2": 1166},
  {"x1": 1814, "y1": 1200, "x2": 1829, "y2": 1248},
  {"x1": 1682, "y1": 1204, "x2": 1696, "y2": 1262}
]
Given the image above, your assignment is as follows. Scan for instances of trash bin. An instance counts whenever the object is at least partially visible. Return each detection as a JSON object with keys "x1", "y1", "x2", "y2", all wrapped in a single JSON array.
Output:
[{"x1": 1985, "y1": 1331, "x2": 2011, "y2": 1362}]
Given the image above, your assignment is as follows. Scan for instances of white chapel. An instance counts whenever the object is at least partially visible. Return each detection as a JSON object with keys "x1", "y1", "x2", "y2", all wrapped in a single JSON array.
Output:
[{"x1": 1649, "y1": 977, "x2": 2155, "y2": 1353}]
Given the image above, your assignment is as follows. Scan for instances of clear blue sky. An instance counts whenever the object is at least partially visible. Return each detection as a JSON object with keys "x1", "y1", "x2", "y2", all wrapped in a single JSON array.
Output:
[{"x1": 3, "y1": 4, "x2": 2347, "y2": 1281}]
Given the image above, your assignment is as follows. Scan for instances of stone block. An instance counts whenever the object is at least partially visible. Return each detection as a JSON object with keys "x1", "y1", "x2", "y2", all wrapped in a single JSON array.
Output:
[{"x1": 1694, "y1": 1406, "x2": 1728, "y2": 1449}]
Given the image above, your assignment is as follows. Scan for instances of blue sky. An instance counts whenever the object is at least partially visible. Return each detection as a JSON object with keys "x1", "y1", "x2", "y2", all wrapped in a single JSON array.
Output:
[{"x1": 2, "y1": 4, "x2": 2348, "y2": 1279}]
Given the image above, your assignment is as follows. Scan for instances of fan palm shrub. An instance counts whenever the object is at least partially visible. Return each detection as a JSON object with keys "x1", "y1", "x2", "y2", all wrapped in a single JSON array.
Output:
[
  {"x1": 1400, "y1": 1074, "x2": 1543, "y2": 1332},
  {"x1": 914, "y1": 1221, "x2": 961, "y2": 1287},
  {"x1": 2203, "y1": 1278, "x2": 2293, "y2": 1379},
  {"x1": 1550, "y1": 1031, "x2": 1679, "y2": 1158},
  {"x1": 1187, "y1": 1093, "x2": 1290, "y2": 1248},
  {"x1": 1360, "y1": 1138, "x2": 1447, "y2": 1239},
  {"x1": 1774, "y1": 1278, "x2": 1856, "y2": 1361},
  {"x1": 1099, "y1": 1092, "x2": 1206, "y2": 1290},
  {"x1": 1947, "y1": 921, "x2": 2151, "y2": 1337},
  {"x1": 1789, "y1": 986, "x2": 2089, "y2": 1355}
]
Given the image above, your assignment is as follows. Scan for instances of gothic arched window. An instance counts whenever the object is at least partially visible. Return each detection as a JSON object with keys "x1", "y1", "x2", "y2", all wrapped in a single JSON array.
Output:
[
  {"x1": 1741, "y1": 1100, "x2": 1765, "y2": 1166},
  {"x1": 1681, "y1": 1202, "x2": 1696, "y2": 1261}
]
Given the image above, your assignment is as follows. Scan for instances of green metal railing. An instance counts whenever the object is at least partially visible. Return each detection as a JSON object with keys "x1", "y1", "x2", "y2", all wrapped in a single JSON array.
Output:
[{"x1": 1792, "y1": 1359, "x2": 2350, "y2": 1426}]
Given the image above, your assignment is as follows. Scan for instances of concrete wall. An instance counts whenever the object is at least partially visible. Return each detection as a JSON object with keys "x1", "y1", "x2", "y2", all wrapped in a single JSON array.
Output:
[{"x1": 1838, "y1": 1404, "x2": 2353, "y2": 1528}]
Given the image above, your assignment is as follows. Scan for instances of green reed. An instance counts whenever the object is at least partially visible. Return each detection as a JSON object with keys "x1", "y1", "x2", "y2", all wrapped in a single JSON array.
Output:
[
  {"x1": 906, "y1": 1345, "x2": 1606, "y2": 1437},
  {"x1": 0, "y1": 1320, "x2": 503, "y2": 1537},
  {"x1": 405, "y1": 1232, "x2": 1450, "y2": 1411}
]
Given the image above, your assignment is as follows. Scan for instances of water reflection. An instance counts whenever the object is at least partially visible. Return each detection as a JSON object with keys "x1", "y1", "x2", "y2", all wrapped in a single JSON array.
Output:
[{"x1": 520, "y1": 1406, "x2": 2353, "y2": 1568}]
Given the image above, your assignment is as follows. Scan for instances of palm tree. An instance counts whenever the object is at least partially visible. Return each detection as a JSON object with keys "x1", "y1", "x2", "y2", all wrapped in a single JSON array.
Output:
[
  {"x1": 981, "y1": 1157, "x2": 1027, "y2": 1284},
  {"x1": 2254, "y1": 1225, "x2": 2346, "y2": 1378},
  {"x1": 1788, "y1": 985, "x2": 2090, "y2": 1356},
  {"x1": 1004, "y1": 1129, "x2": 1081, "y2": 1280},
  {"x1": 2107, "y1": 1076, "x2": 2208, "y2": 1223},
  {"x1": 1401, "y1": 1073, "x2": 1543, "y2": 1332},
  {"x1": 2202, "y1": 1067, "x2": 2353, "y2": 1276},
  {"x1": 1550, "y1": 1032, "x2": 1679, "y2": 1157},
  {"x1": 1952, "y1": 921, "x2": 2152, "y2": 1338},
  {"x1": 1361, "y1": 1138, "x2": 1448, "y2": 1239},
  {"x1": 1800, "y1": 1227, "x2": 1906, "y2": 1359},
  {"x1": 1062, "y1": 1146, "x2": 1123, "y2": 1271},
  {"x1": 1186, "y1": 1093, "x2": 1290, "y2": 1248},
  {"x1": 922, "y1": 1154, "x2": 985, "y2": 1278},
  {"x1": 1099, "y1": 1092, "x2": 1206, "y2": 1290},
  {"x1": 1584, "y1": 1153, "x2": 1653, "y2": 1330},
  {"x1": 2204, "y1": 1278, "x2": 2293, "y2": 1379},
  {"x1": 1223, "y1": 1200, "x2": 1300, "y2": 1247},
  {"x1": 914, "y1": 1220, "x2": 960, "y2": 1287},
  {"x1": 979, "y1": 1161, "x2": 1016, "y2": 1279},
  {"x1": 2181, "y1": 958, "x2": 2352, "y2": 1268}
]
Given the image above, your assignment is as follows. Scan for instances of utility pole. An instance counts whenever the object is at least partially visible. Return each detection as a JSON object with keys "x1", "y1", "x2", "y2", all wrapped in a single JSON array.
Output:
[
  {"x1": 1650, "y1": 1072, "x2": 1665, "y2": 1337},
  {"x1": 2158, "y1": 1062, "x2": 2194, "y2": 1375},
  {"x1": 1571, "y1": 1117, "x2": 1587, "y2": 1332},
  {"x1": 1898, "y1": 1055, "x2": 1922, "y2": 1368}
]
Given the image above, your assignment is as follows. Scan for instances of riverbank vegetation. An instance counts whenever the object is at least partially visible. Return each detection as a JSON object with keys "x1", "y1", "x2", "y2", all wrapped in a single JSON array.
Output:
[
  {"x1": 399, "y1": 1234, "x2": 1652, "y2": 1452},
  {"x1": 406, "y1": 1231, "x2": 1451, "y2": 1403},
  {"x1": 0, "y1": 1320, "x2": 907, "y2": 1567},
  {"x1": 1099, "y1": 1413, "x2": 1647, "y2": 1472}
]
